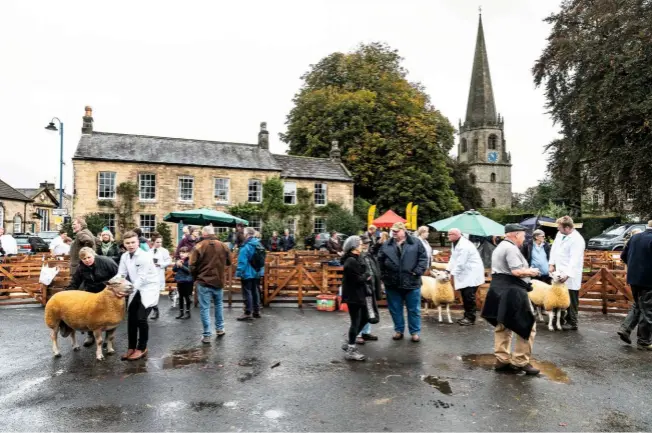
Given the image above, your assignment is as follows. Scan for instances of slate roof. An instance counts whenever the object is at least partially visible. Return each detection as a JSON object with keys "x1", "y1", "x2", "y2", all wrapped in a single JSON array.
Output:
[
  {"x1": 272, "y1": 154, "x2": 352, "y2": 182},
  {"x1": 0, "y1": 179, "x2": 32, "y2": 202},
  {"x1": 16, "y1": 188, "x2": 71, "y2": 201},
  {"x1": 74, "y1": 132, "x2": 282, "y2": 171},
  {"x1": 74, "y1": 131, "x2": 353, "y2": 182}
]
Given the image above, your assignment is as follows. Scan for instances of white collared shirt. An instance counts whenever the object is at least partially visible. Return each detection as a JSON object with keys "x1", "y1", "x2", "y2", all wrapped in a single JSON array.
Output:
[{"x1": 549, "y1": 229, "x2": 586, "y2": 290}]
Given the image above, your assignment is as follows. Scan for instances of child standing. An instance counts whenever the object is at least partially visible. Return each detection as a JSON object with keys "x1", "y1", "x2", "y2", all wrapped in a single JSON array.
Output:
[{"x1": 173, "y1": 246, "x2": 193, "y2": 319}]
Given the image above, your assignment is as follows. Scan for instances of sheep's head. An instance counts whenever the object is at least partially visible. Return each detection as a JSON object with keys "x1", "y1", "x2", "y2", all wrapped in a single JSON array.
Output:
[
  {"x1": 431, "y1": 270, "x2": 450, "y2": 283},
  {"x1": 106, "y1": 276, "x2": 134, "y2": 297},
  {"x1": 551, "y1": 271, "x2": 565, "y2": 284}
]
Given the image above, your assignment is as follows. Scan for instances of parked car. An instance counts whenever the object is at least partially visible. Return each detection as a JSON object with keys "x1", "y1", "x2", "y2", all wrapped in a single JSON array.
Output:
[
  {"x1": 37, "y1": 231, "x2": 60, "y2": 247},
  {"x1": 587, "y1": 223, "x2": 647, "y2": 251},
  {"x1": 14, "y1": 233, "x2": 50, "y2": 255},
  {"x1": 313, "y1": 232, "x2": 348, "y2": 251}
]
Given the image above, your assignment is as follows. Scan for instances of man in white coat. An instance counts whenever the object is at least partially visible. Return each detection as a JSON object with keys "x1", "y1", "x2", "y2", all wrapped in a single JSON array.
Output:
[
  {"x1": 115, "y1": 230, "x2": 160, "y2": 361},
  {"x1": 447, "y1": 228, "x2": 486, "y2": 326},
  {"x1": 549, "y1": 216, "x2": 586, "y2": 331}
]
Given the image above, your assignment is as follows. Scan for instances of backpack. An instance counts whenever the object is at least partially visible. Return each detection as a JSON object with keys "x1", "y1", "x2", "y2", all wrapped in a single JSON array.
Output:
[{"x1": 250, "y1": 243, "x2": 266, "y2": 271}]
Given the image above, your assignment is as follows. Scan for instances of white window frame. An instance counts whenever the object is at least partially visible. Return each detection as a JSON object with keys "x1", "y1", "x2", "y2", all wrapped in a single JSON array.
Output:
[
  {"x1": 214, "y1": 178, "x2": 230, "y2": 204},
  {"x1": 37, "y1": 208, "x2": 49, "y2": 232},
  {"x1": 138, "y1": 173, "x2": 157, "y2": 201},
  {"x1": 13, "y1": 214, "x2": 21, "y2": 233},
  {"x1": 97, "y1": 172, "x2": 116, "y2": 199},
  {"x1": 248, "y1": 215, "x2": 262, "y2": 232},
  {"x1": 248, "y1": 179, "x2": 262, "y2": 203},
  {"x1": 286, "y1": 217, "x2": 297, "y2": 236},
  {"x1": 314, "y1": 183, "x2": 327, "y2": 206},
  {"x1": 178, "y1": 176, "x2": 194, "y2": 202},
  {"x1": 313, "y1": 217, "x2": 326, "y2": 234},
  {"x1": 284, "y1": 182, "x2": 297, "y2": 205},
  {"x1": 139, "y1": 214, "x2": 156, "y2": 236}
]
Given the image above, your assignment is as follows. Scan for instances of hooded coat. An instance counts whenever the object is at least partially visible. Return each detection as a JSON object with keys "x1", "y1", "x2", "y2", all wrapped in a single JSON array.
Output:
[{"x1": 377, "y1": 235, "x2": 428, "y2": 291}]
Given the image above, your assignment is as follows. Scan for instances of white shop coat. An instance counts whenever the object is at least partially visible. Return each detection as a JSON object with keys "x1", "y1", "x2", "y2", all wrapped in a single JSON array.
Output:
[
  {"x1": 447, "y1": 236, "x2": 485, "y2": 290},
  {"x1": 117, "y1": 248, "x2": 161, "y2": 308},
  {"x1": 549, "y1": 229, "x2": 585, "y2": 291},
  {"x1": 151, "y1": 247, "x2": 172, "y2": 290}
]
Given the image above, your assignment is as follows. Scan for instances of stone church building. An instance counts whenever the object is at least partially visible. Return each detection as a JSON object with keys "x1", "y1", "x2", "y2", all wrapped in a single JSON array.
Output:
[
  {"x1": 457, "y1": 14, "x2": 513, "y2": 209},
  {"x1": 72, "y1": 108, "x2": 354, "y2": 239}
]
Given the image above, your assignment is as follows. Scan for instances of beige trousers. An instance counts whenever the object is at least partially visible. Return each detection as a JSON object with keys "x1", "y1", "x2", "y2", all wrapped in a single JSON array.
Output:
[{"x1": 494, "y1": 323, "x2": 536, "y2": 367}]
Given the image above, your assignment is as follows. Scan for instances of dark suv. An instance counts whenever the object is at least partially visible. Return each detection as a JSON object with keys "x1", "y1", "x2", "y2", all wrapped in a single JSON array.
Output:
[
  {"x1": 14, "y1": 233, "x2": 50, "y2": 254},
  {"x1": 587, "y1": 223, "x2": 647, "y2": 251}
]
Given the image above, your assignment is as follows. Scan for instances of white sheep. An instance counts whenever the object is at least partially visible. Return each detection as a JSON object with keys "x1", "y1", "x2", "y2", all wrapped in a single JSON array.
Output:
[
  {"x1": 528, "y1": 279, "x2": 551, "y2": 322},
  {"x1": 421, "y1": 271, "x2": 456, "y2": 323},
  {"x1": 543, "y1": 271, "x2": 571, "y2": 331}
]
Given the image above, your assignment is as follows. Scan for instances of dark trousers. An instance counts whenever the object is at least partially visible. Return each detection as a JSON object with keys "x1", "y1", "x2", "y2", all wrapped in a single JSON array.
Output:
[
  {"x1": 533, "y1": 275, "x2": 552, "y2": 284},
  {"x1": 177, "y1": 281, "x2": 193, "y2": 311},
  {"x1": 241, "y1": 278, "x2": 260, "y2": 315},
  {"x1": 128, "y1": 292, "x2": 152, "y2": 351},
  {"x1": 621, "y1": 285, "x2": 641, "y2": 334},
  {"x1": 635, "y1": 286, "x2": 652, "y2": 346},
  {"x1": 459, "y1": 286, "x2": 478, "y2": 322},
  {"x1": 564, "y1": 290, "x2": 580, "y2": 327},
  {"x1": 347, "y1": 303, "x2": 369, "y2": 345}
]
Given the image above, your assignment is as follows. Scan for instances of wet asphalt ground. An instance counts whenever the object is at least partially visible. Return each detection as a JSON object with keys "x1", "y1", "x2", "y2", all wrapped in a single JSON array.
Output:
[{"x1": 1, "y1": 300, "x2": 651, "y2": 432}]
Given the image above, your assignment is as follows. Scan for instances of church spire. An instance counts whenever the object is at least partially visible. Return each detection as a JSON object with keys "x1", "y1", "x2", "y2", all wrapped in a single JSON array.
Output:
[{"x1": 465, "y1": 13, "x2": 497, "y2": 127}]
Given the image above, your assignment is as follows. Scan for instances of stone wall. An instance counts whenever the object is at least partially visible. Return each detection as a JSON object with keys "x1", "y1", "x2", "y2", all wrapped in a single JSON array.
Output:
[
  {"x1": 0, "y1": 199, "x2": 30, "y2": 234},
  {"x1": 73, "y1": 160, "x2": 354, "y2": 236},
  {"x1": 471, "y1": 163, "x2": 512, "y2": 208}
]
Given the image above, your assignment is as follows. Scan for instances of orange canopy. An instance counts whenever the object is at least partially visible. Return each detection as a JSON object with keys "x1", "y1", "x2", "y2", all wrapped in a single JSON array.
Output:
[{"x1": 371, "y1": 210, "x2": 407, "y2": 228}]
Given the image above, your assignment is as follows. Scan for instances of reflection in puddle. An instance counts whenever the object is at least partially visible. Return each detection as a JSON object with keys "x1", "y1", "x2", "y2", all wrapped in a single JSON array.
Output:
[
  {"x1": 421, "y1": 375, "x2": 453, "y2": 395},
  {"x1": 162, "y1": 347, "x2": 209, "y2": 369},
  {"x1": 189, "y1": 401, "x2": 223, "y2": 412},
  {"x1": 460, "y1": 354, "x2": 570, "y2": 384}
]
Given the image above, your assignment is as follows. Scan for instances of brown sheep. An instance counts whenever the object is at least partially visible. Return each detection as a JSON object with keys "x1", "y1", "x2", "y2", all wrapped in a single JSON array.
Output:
[{"x1": 44, "y1": 278, "x2": 133, "y2": 360}]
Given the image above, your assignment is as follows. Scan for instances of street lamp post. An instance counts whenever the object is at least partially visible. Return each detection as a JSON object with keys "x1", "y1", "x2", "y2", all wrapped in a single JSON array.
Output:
[{"x1": 45, "y1": 118, "x2": 64, "y2": 210}]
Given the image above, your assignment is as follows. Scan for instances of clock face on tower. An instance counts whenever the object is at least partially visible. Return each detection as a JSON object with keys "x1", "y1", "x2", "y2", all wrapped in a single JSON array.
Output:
[{"x1": 488, "y1": 151, "x2": 498, "y2": 163}]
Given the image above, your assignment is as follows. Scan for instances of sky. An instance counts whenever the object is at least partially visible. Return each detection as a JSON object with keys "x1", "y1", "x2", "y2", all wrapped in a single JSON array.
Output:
[{"x1": 0, "y1": 0, "x2": 562, "y2": 197}]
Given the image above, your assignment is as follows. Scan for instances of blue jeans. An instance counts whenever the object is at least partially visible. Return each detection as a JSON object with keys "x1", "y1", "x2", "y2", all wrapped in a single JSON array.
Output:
[
  {"x1": 197, "y1": 283, "x2": 224, "y2": 337},
  {"x1": 386, "y1": 287, "x2": 421, "y2": 335},
  {"x1": 358, "y1": 323, "x2": 371, "y2": 337}
]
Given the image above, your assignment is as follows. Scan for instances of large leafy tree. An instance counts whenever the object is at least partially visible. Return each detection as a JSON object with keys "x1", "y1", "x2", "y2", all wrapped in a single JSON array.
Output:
[
  {"x1": 533, "y1": 0, "x2": 652, "y2": 217},
  {"x1": 282, "y1": 42, "x2": 462, "y2": 223},
  {"x1": 448, "y1": 160, "x2": 483, "y2": 211}
]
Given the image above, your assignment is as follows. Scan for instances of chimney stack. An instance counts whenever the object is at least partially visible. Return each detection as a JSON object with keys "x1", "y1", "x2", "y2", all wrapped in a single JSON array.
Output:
[
  {"x1": 258, "y1": 122, "x2": 269, "y2": 150},
  {"x1": 330, "y1": 140, "x2": 341, "y2": 162},
  {"x1": 82, "y1": 106, "x2": 94, "y2": 135},
  {"x1": 39, "y1": 181, "x2": 55, "y2": 190}
]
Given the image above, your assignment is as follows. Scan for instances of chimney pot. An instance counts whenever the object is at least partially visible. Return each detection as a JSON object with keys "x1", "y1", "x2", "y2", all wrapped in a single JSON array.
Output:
[
  {"x1": 82, "y1": 105, "x2": 94, "y2": 135},
  {"x1": 330, "y1": 140, "x2": 341, "y2": 161},
  {"x1": 258, "y1": 121, "x2": 269, "y2": 150}
]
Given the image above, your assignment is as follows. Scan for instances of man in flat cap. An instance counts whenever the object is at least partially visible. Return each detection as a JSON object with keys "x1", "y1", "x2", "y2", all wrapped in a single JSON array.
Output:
[{"x1": 481, "y1": 223, "x2": 541, "y2": 375}]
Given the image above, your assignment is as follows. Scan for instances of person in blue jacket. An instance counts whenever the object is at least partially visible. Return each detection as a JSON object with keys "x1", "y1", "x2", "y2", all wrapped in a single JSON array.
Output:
[{"x1": 236, "y1": 227, "x2": 262, "y2": 321}]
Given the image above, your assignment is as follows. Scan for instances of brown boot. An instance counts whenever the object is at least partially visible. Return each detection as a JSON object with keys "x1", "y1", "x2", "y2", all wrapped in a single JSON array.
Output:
[
  {"x1": 121, "y1": 349, "x2": 135, "y2": 361},
  {"x1": 127, "y1": 348, "x2": 148, "y2": 361}
]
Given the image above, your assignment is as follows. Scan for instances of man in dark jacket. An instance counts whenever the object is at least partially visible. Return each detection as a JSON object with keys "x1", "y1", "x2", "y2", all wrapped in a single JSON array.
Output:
[
  {"x1": 65, "y1": 246, "x2": 119, "y2": 347},
  {"x1": 619, "y1": 221, "x2": 652, "y2": 349},
  {"x1": 190, "y1": 226, "x2": 232, "y2": 344},
  {"x1": 282, "y1": 229, "x2": 295, "y2": 251},
  {"x1": 521, "y1": 229, "x2": 552, "y2": 283},
  {"x1": 377, "y1": 222, "x2": 428, "y2": 342},
  {"x1": 481, "y1": 224, "x2": 541, "y2": 375}
]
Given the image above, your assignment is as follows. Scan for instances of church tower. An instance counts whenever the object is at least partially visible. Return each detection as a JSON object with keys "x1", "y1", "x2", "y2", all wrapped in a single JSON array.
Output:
[{"x1": 457, "y1": 13, "x2": 512, "y2": 209}]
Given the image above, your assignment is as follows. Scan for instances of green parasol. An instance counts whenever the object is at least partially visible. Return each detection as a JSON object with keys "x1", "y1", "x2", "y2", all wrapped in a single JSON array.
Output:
[
  {"x1": 163, "y1": 208, "x2": 248, "y2": 227},
  {"x1": 428, "y1": 210, "x2": 505, "y2": 237}
]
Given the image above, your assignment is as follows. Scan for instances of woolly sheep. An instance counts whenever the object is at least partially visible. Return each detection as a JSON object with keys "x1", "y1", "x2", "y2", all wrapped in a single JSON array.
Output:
[
  {"x1": 543, "y1": 271, "x2": 571, "y2": 331},
  {"x1": 44, "y1": 277, "x2": 133, "y2": 360},
  {"x1": 529, "y1": 279, "x2": 551, "y2": 322},
  {"x1": 421, "y1": 270, "x2": 456, "y2": 323}
]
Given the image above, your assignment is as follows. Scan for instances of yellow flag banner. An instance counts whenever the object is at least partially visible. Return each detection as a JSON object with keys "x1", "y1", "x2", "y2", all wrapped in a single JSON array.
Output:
[
  {"x1": 411, "y1": 205, "x2": 419, "y2": 230},
  {"x1": 367, "y1": 205, "x2": 377, "y2": 227},
  {"x1": 405, "y1": 202, "x2": 413, "y2": 230}
]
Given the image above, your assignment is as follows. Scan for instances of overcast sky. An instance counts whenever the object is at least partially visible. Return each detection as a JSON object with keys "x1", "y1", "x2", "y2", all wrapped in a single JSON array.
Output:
[{"x1": 1, "y1": 0, "x2": 561, "y2": 197}]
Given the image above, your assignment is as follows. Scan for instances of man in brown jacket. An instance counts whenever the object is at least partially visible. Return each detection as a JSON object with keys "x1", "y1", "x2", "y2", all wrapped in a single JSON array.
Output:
[
  {"x1": 190, "y1": 225, "x2": 231, "y2": 344},
  {"x1": 69, "y1": 217, "x2": 97, "y2": 276}
]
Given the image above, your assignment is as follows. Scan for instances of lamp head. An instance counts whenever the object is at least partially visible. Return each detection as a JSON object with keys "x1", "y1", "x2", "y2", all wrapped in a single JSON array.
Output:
[{"x1": 45, "y1": 122, "x2": 58, "y2": 131}]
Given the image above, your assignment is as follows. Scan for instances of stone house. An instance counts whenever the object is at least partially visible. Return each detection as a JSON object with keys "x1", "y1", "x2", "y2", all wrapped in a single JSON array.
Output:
[
  {"x1": 72, "y1": 107, "x2": 354, "y2": 239},
  {"x1": 0, "y1": 179, "x2": 73, "y2": 234}
]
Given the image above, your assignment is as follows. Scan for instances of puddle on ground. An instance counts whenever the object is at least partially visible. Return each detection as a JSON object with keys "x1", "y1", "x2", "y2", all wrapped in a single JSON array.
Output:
[
  {"x1": 421, "y1": 375, "x2": 453, "y2": 395},
  {"x1": 238, "y1": 357, "x2": 257, "y2": 367},
  {"x1": 162, "y1": 348, "x2": 209, "y2": 369},
  {"x1": 460, "y1": 354, "x2": 570, "y2": 384},
  {"x1": 189, "y1": 401, "x2": 223, "y2": 412}
]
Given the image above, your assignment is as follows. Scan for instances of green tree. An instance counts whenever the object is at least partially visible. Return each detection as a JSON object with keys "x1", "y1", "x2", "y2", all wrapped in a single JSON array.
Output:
[
  {"x1": 448, "y1": 160, "x2": 483, "y2": 211},
  {"x1": 282, "y1": 42, "x2": 462, "y2": 223},
  {"x1": 155, "y1": 222, "x2": 174, "y2": 250},
  {"x1": 533, "y1": 0, "x2": 652, "y2": 217},
  {"x1": 324, "y1": 206, "x2": 364, "y2": 235}
]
